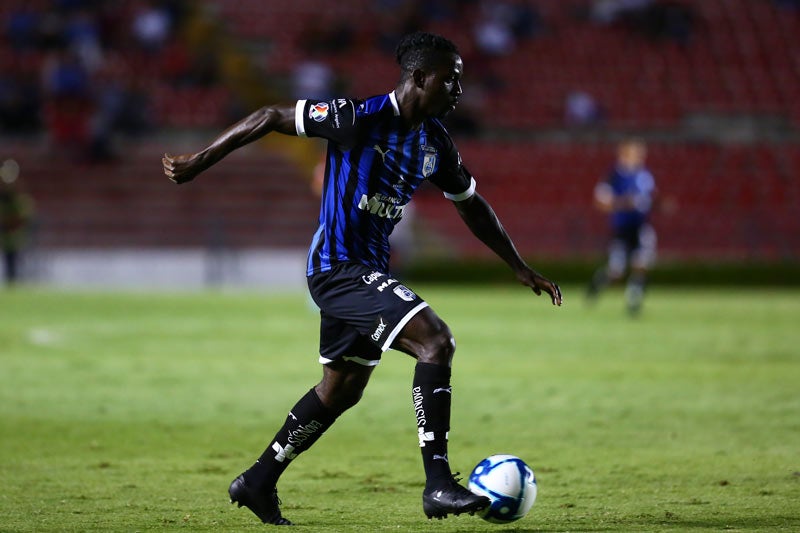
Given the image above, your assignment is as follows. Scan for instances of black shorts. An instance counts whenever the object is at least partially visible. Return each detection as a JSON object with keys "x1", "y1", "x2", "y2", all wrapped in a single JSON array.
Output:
[{"x1": 307, "y1": 262, "x2": 429, "y2": 366}]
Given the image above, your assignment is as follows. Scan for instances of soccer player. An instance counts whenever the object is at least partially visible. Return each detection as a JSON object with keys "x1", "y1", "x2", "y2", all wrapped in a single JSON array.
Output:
[
  {"x1": 586, "y1": 138, "x2": 657, "y2": 315},
  {"x1": 0, "y1": 159, "x2": 34, "y2": 286},
  {"x1": 162, "y1": 32, "x2": 562, "y2": 525}
]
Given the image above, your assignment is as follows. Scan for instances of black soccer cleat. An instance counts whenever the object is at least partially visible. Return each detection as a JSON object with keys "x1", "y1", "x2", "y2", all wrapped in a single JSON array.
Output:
[
  {"x1": 229, "y1": 474, "x2": 293, "y2": 525},
  {"x1": 422, "y1": 474, "x2": 491, "y2": 520}
]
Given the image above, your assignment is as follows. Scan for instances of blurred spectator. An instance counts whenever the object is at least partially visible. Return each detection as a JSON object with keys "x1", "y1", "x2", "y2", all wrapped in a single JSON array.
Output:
[
  {"x1": 41, "y1": 48, "x2": 93, "y2": 158},
  {"x1": 0, "y1": 159, "x2": 35, "y2": 286},
  {"x1": 131, "y1": 0, "x2": 173, "y2": 53},
  {"x1": 5, "y1": 6, "x2": 42, "y2": 51},
  {"x1": 473, "y1": 1, "x2": 517, "y2": 56},
  {"x1": 64, "y1": 8, "x2": 104, "y2": 71},
  {"x1": 0, "y1": 55, "x2": 42, "y2": 133},
  {"x1": 591, "y1": 0, "x2": 696, "y2": 46},
  {"x1": 1, "y1": 1, "x2": 190, "y2": 144},
  {"x1": 509, "y1": 0, "x2": 544, "y2": 39},
  {"x1": 41, "y1": 47, "x2": 90, "y2": 99},
  {"x1": 474, "y1": 20, "x2": 513, "y2": 56},
  {"x1": 88, "y1": 52, "x2": 153, "y2": 160},
  {"x1": 564, "y1": 90, "x2": 605, "y2": 126},
  {"x1": 292, "y1": 60, "x2": 335, "y2": 100},
  {"x1": 590, "y1": 0, "x2": 653, "y2": 25}
]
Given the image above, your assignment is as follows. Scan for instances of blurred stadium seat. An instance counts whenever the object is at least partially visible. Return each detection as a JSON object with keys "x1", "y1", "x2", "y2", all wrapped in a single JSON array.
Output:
[{"x1": 1, "y1": 0, "x2": 798, "y2": 270}]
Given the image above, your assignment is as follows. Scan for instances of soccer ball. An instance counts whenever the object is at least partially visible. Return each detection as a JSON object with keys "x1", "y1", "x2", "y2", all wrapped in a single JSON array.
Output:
[{"x1": 468, "y1": 454, "x2": 537, "y2": 524}]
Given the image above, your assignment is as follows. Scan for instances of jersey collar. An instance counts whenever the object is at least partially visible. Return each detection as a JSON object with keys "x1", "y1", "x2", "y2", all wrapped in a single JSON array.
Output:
[{"x1": 388, "y1": 91, "x2": 401, "y2": 116}]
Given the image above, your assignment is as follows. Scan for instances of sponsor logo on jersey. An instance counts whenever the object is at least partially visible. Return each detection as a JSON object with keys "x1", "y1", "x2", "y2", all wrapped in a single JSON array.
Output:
[
  {"x1": 393, "y1": 285, "x2": 416, "y2": 301},
  {"x1": 371, "y1": 318, "x2": 387, "y2": 341},
  {"x1": 322, "y1": 99, "x2": 351, "y2": 129},
  {"x1": 392, "y1": 175, "x2": 413, "y2": 193},
  {"x1": 358, "y1": 193, "x2": 406, "y2": 220},
  {"x1": 362, "y1": 271, "x2": 384, "y2": 285},
  {"x1": 376, "y1": 278, "x2": 397, "y2": 292},
  {"x1": 309, "y1": 102, "x2": 329, "y2": 122}
]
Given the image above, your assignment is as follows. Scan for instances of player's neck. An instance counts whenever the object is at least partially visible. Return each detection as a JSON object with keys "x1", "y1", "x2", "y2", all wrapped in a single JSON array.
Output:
[{"x1": 394, "y1": 84, "x2": 425, "y2": 130}]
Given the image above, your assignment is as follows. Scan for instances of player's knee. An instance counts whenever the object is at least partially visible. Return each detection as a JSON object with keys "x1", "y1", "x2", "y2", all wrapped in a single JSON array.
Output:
[
  {"x1": 317, "y1": 376, "x2": 368, "y2": 414},
  {"x1": 317, "y1": 386, "x2": 361, "y2": 414},
  {"x1": 419, "y1": 328, "x2": 456, "y2": 366}
]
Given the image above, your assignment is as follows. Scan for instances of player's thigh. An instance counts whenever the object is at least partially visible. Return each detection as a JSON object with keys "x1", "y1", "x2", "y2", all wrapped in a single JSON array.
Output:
[
  {"x1": 390, "y1": 306, "x2": 455, "y2": 364},
  {"x1": 317, "y1": 314, "x2": 382, "y2": 366}
]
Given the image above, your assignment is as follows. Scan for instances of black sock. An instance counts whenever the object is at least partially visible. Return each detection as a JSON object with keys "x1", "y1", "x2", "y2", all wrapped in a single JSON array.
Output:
[
  {"x1": 245, "y1": 388, "x2": 338, "y2": 490},
  {"x1": 412, "y1": 362, "x2": 453, "y2": 489},
  {"x1": 626, "y1": 272, "x2": 647, "y2": 314},
  {"x1": 588, "y1": 267, "x2": 609, "y2": 297}
]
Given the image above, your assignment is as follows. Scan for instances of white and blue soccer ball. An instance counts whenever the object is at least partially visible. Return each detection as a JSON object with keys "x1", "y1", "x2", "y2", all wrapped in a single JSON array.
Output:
[{"x1": 468, "y1": 454, "x2": 537, "y2": 524}]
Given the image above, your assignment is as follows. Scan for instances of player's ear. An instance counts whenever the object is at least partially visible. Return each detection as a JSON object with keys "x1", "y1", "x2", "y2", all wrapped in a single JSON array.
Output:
[{"x1": 412, "y1": 68, "x2": 426, "y2": 89}]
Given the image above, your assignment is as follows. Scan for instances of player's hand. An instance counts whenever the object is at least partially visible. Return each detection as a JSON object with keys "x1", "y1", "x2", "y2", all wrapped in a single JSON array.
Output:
[
  {"x1": 517, "y1": 268, "x2": 563, "y2": 306},
  {"x1": 162, "y1": 152, "x2": 203, "y2": 184}
]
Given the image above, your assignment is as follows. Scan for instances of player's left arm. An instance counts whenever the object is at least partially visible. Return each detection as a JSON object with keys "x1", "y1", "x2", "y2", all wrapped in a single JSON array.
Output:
[{"x1": 453, "y1": 192, "x2": 562, "y2": 306}]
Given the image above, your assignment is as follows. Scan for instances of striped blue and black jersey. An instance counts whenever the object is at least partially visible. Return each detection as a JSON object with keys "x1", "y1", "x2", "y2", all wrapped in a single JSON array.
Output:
[
  {"x1": 604, "y1": 165, "x2": 656, "y2": 230},
  {"x1": 296, "y1": 91, "x2": 476, "y2": 276}
]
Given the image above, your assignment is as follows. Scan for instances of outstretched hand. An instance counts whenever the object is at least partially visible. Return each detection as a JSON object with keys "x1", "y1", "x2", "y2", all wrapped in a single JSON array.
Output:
[
  {"x1": 162, "y1": 153, "x2": 204, "y2": 184},
  {"x1": 517, "y1": 268, "x2": 563, "y2": 306}
]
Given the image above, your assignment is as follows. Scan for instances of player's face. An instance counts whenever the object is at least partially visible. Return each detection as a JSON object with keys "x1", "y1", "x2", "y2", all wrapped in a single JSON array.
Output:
[
  {"x1": 619, "y1": 142, "x2": 647, "y2": 169},
  {"x1": 421, "y1": 54, "x2": 463, "y2": 118}
]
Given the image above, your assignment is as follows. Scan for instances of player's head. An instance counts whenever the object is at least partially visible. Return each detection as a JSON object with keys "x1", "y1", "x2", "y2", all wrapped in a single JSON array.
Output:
[
  {"x1": 395, "y1": 32, "x2": 463, "y2": 118},
  {"x1": 617, "y1": 138, "x2": 647, "y2": 170},
  {"x1": 0, "y1": 159, "x2": 20, "y2": 188}
]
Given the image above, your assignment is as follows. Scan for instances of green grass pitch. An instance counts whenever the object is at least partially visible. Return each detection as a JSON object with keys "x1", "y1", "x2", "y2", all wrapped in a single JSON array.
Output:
[{"x1": 1, "y1": 285, "x2": 798, "y2": 532}]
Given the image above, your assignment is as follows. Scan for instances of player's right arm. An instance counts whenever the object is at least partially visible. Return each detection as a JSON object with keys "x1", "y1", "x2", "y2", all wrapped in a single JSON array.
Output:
[{"x1": 162, "y1": 104, "x2": 296, "y2": 184}]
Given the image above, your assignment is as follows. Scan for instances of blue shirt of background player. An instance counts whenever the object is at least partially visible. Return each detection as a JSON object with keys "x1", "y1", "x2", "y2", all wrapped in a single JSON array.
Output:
[
  {"x1": 296, "y1": 91, "x2": 475, "y2": 276},
  {"x1": 606, "y1": 164, "x2": 655, "y2": 231}
]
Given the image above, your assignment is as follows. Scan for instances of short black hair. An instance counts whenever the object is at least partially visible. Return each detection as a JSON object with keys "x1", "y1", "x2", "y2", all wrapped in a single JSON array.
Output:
[{"x1": 395, "y1": 32, "x2": 459, "y2": 75}]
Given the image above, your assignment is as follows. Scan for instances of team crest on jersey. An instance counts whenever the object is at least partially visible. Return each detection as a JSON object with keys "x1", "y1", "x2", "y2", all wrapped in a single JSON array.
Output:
[
  {"x1": 393, "y1": 285, "x2": 417, "y2": 301},
  {"x1": 422, "y1": 152, "x2": 438, "y2": 178},
  {"x1": 309, "y1": 102, "x2": 329, "y2": 122}
]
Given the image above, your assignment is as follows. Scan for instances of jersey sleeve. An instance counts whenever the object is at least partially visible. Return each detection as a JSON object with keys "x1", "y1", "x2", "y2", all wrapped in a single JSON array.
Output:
[
  {"x1": 428, "y1": 136, "x2": 477, "y2": 202},
  {"x1": 295, "y1": 98, "x2": 358, "y2": 146}
]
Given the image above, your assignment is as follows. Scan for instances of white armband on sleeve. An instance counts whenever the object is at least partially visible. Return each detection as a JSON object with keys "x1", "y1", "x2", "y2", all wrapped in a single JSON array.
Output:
[
  {"x1": 295, "y1": 100, "x2": 307, "y2": 137},
  {"x1": 443, "y1": 177, "x2": 476, "y2": 201}
]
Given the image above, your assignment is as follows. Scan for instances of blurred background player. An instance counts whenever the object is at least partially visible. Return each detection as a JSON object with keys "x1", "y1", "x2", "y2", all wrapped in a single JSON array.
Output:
[
  {"x1": 0, "y1": 159, "x2": 35, "y2": 286},
  {"x1": 586, "y1": 138, "x2": 657, "y2": 315}
]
